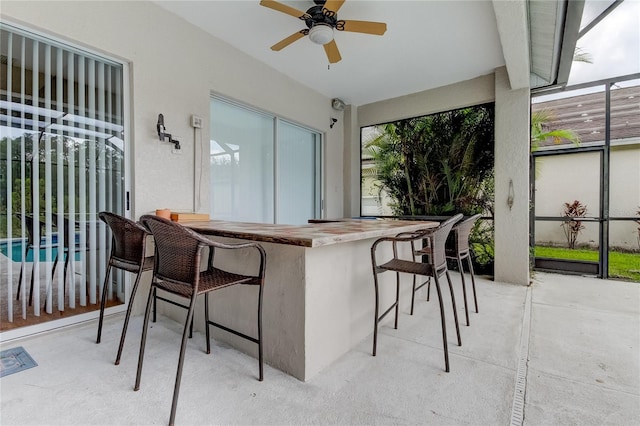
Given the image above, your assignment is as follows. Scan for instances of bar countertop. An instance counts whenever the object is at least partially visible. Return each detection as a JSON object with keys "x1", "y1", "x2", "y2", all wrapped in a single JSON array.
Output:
[{"x1": 181, "y1": 219, "x2": 438, "y2": 248}]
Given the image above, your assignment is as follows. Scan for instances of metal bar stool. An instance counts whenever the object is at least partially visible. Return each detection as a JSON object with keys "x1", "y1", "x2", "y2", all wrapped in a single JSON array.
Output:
[
  {"x1": 445, "y1": 214, "x2": 482, "y2": 326},
  {"x1": 137, "y1": 215, "x2": 266, "y2": 426},
  {"x1": 370, "y1": 214, "x2": 462, "y2": 372},
  {"x1": 97, "y1": 212, "x2": 154, "y2": 365}
]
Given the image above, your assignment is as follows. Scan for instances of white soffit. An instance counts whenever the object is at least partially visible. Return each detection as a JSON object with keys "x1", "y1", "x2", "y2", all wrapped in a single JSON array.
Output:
[
  {"x1": 492, "y1": 0, "x2": 530, "y2": 90},
  {"x1": 529, "y1": 0, "x2": 565, "y2": 86}
]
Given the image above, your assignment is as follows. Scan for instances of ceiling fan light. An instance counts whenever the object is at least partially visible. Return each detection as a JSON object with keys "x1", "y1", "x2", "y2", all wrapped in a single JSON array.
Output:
[{"x1": 308, "y1": 24, "x2": 334, "y2": 45}]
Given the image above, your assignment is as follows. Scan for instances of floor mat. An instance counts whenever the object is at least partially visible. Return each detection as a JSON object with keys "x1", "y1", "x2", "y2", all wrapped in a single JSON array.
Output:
[{"x1": 0, "y1": 346, "x2": 38, "y2": 377}]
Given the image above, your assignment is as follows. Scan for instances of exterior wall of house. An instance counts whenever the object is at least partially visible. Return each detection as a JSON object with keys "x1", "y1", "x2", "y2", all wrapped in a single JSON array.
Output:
[
  {"x1": 356, "y1": 74, "x2": 496, "y2": 127},
  {"x1": 3, "y1": 2, "x2": 533, "y2": 292},
  {"x1": 1, "y1": 0, "x2": 343, "y2": 222},
  {"x1": 1, "y1": 0, "x2": 343, "y2": 316},
  {"x1": 535, "y1": 143, "x2": 640, "y2": 250}
]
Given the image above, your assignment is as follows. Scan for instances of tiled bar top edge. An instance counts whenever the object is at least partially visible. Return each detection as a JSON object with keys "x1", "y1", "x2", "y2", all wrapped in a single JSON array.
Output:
[{"x1": 181, "y1": 219, "x2": 438, "y2": 248}]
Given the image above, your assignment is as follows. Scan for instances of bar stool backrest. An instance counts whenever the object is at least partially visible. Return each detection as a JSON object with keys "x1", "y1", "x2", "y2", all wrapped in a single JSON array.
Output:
[
  {"x1": 141, "y1": 215, "x2": 211, "y2": 286},
  {"x1": 446, "y1": 214, "x2": 482, "y2": 257},
  {"x1": 15, "y1": 213, "x2": 42, "y2": 247},
  {"x1": 99, "y1": 211, "x2": 150, "y2": 270},
  {"x1": 429, "y1": 213, "x2": 463, "y2": 271}
]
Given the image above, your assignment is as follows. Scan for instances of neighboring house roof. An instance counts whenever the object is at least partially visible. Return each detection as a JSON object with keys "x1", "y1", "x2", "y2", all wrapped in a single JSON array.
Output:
[{"x1": 532, "y1": 85, "x2": 640, "y2": 147}]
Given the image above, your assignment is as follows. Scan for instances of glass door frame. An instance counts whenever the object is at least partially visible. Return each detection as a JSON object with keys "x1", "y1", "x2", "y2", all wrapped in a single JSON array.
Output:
[
  {"x1": 209, "y1": 94, "x2": 323, "y2": 225},
  {"x1": 0, "y1": 20, "x2": 132, "y2": 341}
]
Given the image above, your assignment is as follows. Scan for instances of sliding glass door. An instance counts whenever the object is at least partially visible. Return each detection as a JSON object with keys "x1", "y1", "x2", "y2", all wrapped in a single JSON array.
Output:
[
  {"x1": 1, "y1": 23, "x2": 128, "y2": 331},
  {"x1": 276, "y1": 120, "x2": 321, "y2": 224},
  {"x1": 210, "y1": 97, "x2": 321, "y2": 225}
]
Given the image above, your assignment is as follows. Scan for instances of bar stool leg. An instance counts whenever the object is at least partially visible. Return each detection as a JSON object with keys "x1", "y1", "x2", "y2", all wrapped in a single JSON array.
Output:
[
  {"x1": 16, "y1": 246, "x2": 30, "y2": 301},
  {"x1": 115, "y1": 269, "x2": 144, "y2": 365},
  {"x1": 466, "y1": 255, "x2": 479, "y2": 313},
  {"x1": 410, "y1": 275, "x2": 417, "y2": 315},
  {"x1": 457, "y1": 255, "x2": 470, "y2": 326},
  {"x1": 96, "y1": 264, "x2": 112, "y2": 344},
  {"x1": 134, "y1": 284, "x2": 155, "y2": 392},
  {"x1": 433, "y1": 275, "x2": 449, "y2": 372},
  {"x1": 152, "y1": 287, "x2": 157, "y2": 323},
  {"x1": 205, "y1": 293, "x2": 211, "y2": 354},
  {"x1": 445, "y1": 270, "x2": 462, "y2": 346},
  {"x1": 257, "y1": 283, "x2": 264, "y2": 381},
  {"x1": 394, "y1": 272, "x2": 400, "y2": 329},
  {"x1": 372, "y1": 275, "x2": 380, "y2": 356},
  {"x1": 168, "y1": 294, "x2": 198, "y2": 426},
  {"x1": 28, "y1": 258, "x2": 37, "y2": 306}
]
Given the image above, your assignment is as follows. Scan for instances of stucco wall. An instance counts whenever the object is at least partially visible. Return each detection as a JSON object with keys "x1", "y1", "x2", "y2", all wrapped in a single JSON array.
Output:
[
  {"x1": 357, "y1": 74, "x2": 496, "y2": 128},
  {"x1": 1, "y1": 0, "x2": 344, "y2": 316},
  {"x1": 1, "y1": 0, "x2": 343, "y2": 221},
  {"x1": 2, "y1": 2, "x2": 533, "y2": 296},
  {"x1": 493, "y1": 67, "x2": 531, "y2": 285}
]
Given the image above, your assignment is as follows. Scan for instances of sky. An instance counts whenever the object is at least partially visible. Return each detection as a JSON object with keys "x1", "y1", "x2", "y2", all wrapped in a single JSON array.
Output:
[
  {"x1": 566, "y1": 0, "x2": 639, "y2": 85},
  {"x1": 533, "y1": 0, "x2": 639, "y2": 102}
]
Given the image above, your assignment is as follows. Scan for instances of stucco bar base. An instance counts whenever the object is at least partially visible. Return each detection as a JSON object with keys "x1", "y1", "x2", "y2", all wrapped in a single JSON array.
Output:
[{"x1": 156, "y1": 235, "x2": 416, "y2": 381}]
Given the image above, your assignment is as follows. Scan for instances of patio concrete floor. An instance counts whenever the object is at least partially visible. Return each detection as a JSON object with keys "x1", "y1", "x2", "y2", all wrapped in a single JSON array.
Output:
[{"x1": 1, "y1": 272, "x2": 638, "y2": 425}]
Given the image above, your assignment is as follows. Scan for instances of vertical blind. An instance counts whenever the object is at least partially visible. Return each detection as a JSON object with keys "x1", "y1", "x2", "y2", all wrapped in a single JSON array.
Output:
[{"x1": 1, "y1": 24, "x2": 125, "y2": 324}]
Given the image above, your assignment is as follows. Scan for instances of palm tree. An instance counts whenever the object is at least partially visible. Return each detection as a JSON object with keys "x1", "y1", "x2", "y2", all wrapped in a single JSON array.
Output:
[
  {"x1": 530, "y1": 109, "x2": 581, "y2": 151},
  {"x1": 573, "y1": 46, "x2": 594, "y2": 64}
]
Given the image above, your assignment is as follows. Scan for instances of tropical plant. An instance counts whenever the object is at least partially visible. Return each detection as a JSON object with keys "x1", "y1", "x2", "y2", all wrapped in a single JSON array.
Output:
[
  {"x1": 362, "y1": 105, "x2": 495, "y2": 274},
  {"x1": 363, "y1": 105, "x2": 494, "y2": 217},
  {"x1": 531, "y1": 109, "x2": 581, "y2": 152},
  {"x1": 573, "y1": 46, "x2": 594, "y2": 64},
  {"x1": 561, "y1": 200, "x2": 587, "y2": 249}
]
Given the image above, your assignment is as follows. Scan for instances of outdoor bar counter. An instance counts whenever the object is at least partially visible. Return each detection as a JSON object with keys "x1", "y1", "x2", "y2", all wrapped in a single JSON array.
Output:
[{"x1": 180, "y1": 218, "x2": 438, "y2": 381}]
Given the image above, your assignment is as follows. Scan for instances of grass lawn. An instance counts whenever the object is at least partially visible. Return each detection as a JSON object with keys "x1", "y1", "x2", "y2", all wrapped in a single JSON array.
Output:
[{"x1": 535, "y1": 246, "x2": 640, "y2": 282}]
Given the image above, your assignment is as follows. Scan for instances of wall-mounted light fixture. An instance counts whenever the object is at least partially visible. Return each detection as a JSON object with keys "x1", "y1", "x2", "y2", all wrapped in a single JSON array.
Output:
[{"x1": 157, "y1": 113, "x2": 180, "y2": 150}]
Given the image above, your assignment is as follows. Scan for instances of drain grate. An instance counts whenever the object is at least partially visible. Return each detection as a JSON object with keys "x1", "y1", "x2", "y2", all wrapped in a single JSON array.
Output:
[{"x1": 510, "y1": 286, "x2": 532, "y2": 426}]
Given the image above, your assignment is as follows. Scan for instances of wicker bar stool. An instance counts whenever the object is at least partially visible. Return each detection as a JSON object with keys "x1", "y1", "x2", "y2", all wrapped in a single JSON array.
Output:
[
  {"x1": 15, "y1": 213, "x2": 49, "y2": 306},
  {"x1": 96, "y1": 212, "x2": 154, "y2": 365},
  {"x1": 445, "y1": 214, "x2": 482, "y2": 326},
  {"x1": 137, "y1": 215, "x2": 266, "y2": 426},
  {"x1": 370, "y1": 214, "x2": 462, "y2": 372},
  {"x1": 419, "y1": 214, "x2": 483, "y2": 326}
]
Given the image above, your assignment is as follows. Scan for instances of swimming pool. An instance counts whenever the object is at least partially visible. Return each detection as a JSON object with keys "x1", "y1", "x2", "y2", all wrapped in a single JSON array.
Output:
[{"x1": 0, "y1": 236, "x2": 82, "y2": 263}]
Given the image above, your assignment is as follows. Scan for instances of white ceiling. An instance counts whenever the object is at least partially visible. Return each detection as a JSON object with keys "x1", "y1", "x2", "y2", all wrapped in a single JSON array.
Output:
[{"x1": 154, "y1": 0, "x2": 507, "y2": 106}]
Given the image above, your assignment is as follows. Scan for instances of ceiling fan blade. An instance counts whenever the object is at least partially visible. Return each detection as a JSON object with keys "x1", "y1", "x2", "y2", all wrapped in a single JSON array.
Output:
[
  {"x1": 323, "y1": 0, "x2": 346, "y2": 14},
  {"x1": 271, "y1": 31, "x2": 307, "y2": 51},
  {"x1": 260, "y1": 0, "x2": 310, "y2": 19},
  {"x1": 324, "y1": 40, "x2": 342, "y2": 64},
  {"x1": 340, "y1": 20, "x2": 387, "y2": 35}
]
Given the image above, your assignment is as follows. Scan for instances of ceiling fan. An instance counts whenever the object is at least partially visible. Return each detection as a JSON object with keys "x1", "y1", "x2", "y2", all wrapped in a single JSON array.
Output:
[{"x1": 259, "y1": 0, "x2": 387, "y2": 64}]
